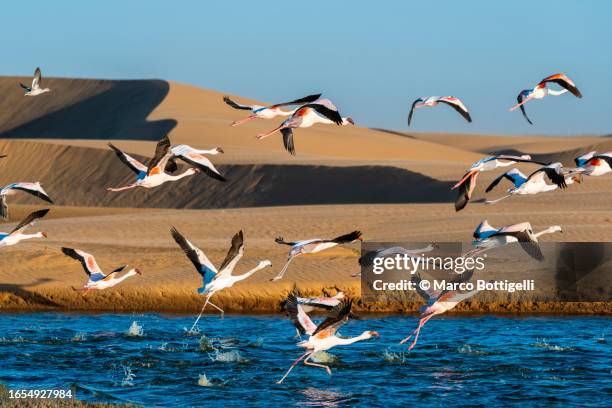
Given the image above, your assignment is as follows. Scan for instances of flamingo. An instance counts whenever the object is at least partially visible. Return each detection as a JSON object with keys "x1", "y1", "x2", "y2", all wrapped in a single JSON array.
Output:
[
  {"x1": 453, "y1": 154, "x2": 547, "y2": 211},
  {"x1": 107, "y1": 136, "x2": 225, "y2": 191},
  {"x1": 400, "y1": 271, "x2": 478, "y2": 350},
  {"x1": 575, "y1": 151, "x2": 612, "y2": 177},
  {"x1": 407, "y1": 96, "x2": 471, "y2": 127},
  {"x1": 256, "y1": 98, "x2": 354, "y2": 155},
  {"x1": 170, "y1": 228, "x2": 272, "y2": 332},
  {"x1": 271, "y1": 231, "x2": 363, "y2": 282},
  {"x1": 485, "y1": 163, "x2": 583, "y2": 204},
  {"x1": 223, "y1": 93, "x2": 321, "y2": 126},
  {"x1": 294, "y1": 292, "x2": 346, "y2": 313},
  {"x1": 509, "y1": 73, "x2": 582, "y2": 125},
  {"x1": 19, "y1": 67, "x2": 50, "y2": 96},
  {"x1": 1, "y1": 182, "x2": 53, "y2": 220},
  {"x1": 276, "y1": 294, "x2": 379, "y2": 384},
  {"x1": 61, "y1": 248, "x2": 142, "y2": 296},
  {"x1": 467, "y1": 219, "x2": 562, "y2": 260},
  {"x1": 0, "y1": 209, "x2": 49, "y2": 248}
]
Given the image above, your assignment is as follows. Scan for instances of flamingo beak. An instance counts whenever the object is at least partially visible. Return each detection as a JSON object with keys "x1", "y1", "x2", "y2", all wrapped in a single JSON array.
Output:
[
  {"x1": 358, "y1": 236, "x2": 364, "y2": 242},
  {"x1": 347, "y1": 117, "x2": 355, "y2": 125},
  {"x1": 193, "y1": 167, "x2": 202, "y2": 174},
  {"x1": 135, "y1": 269, "x2": 142, "y2": 275},
  {"x1": 370, "y1": 331, "x2": 380, "y2": 337},
  {"x1": 216, "y1": 147, "x2": 225, "y2": 154},
  {"x1": 451, "y1": 170, "x2": 477, "y2": 190},
  {"x1": 41, "y1": 232, "x2": 48, "y2": 238}
]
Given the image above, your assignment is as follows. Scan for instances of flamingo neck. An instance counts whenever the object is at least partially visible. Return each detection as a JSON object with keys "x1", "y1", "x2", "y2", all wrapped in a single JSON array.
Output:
[
  {"x1": 335, "y1": 332, "x2": 371, "y2": 346},
  {"x1": 534, "y1": 227, "x2": 560, "y2": 238},
  {"x1": 112, "y1": 270, "x2": 138, "y2": 284},
  {"x1": 234, "y1": 263, "x2": 269, "y2": 282},
  {"x1": 166, "y1": 170, "x2": 195, "y2": 181}
]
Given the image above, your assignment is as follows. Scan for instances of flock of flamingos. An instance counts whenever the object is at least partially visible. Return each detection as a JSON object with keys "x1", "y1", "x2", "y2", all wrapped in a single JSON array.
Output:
[{"x1": 1, "y1": 67, "x2": 611, "y2": 383}]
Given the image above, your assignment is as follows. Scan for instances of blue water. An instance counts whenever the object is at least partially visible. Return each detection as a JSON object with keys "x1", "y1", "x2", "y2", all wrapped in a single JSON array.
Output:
[{"x1": 0, "y1": 313, "x2": 610, "y2": 407}]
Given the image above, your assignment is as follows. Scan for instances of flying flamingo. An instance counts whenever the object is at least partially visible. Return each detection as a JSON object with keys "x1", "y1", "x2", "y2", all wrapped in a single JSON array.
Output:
[
  {"x1": 107, "y1": 136, "x2": 225, "y2": 191},
  {"x1": 19, "y1": 67, "x2": 50, "y2": 96},
  {"x1": 61, "y1": 248, "x2": 142, "y2": 296},
  {"x1": 467, "y1": 219, "x2": 562, "y2": 260},
  {"x1": 1, "y1": 182, "x2": 53, "y2": 220},
  {"x1": 271, "y1": 231, "x2": 363, "y2": 282},
  {"x1": 575, "y1": 151, "x2": 612, "y2": 177},
  {"x1": 509, "y1": 73, "x2": 582, "y2": 125},
  {"x1": 223, "y1": 93, "x2": 321, "y2": 126},
  {"x1": 170, "y1": 228, "x2": 272, "y2": 333},
  {"x1": 485, "y1": 163, "x2": 583, "y2": 204},
  {"x1": 407, "y1": 96, "x2": 472, "y2": 126},
  {"x1": 452, "y1": 154, "x2": 547, "y2": 211},
  {"x1": 400, "y1": 271, "x2": 478, "y2": 350},
  {"x1": 0, "y1": 209, "x2": 49, "y2": 248},
  {"x1": 276, "y1": 294, "x2": 379, "y2": 384},
  {"x1": 256, "y1": 98, "x2": 354, "y2": 155},
  {"x1": 294, "y1": 292, "x2": 346, "y2": 313}
]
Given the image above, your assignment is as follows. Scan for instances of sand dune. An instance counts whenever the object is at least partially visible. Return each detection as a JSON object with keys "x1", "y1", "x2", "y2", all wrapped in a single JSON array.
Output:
[{"x1": 0, "y1": 76, "x2": 610, "y2": 314}]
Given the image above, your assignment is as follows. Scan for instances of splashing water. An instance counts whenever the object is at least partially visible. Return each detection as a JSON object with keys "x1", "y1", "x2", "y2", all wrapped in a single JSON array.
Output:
[
  {"x1": 126, "y1": 321, "x2": 144, "y2": 337},
  {"x1": 208, "y1": 350, "x2": 247, "y2": 363},
  {"x1": 197, "y1": 374, "x2": 213, "y2": 387},
  {"x1": 199, "y1": 335, "x2": 216, "y2": 351},
  {"x1": 382, "y1": 348, "x2": 406, "y2": 363},
  {"x1": 532, "y1": 338, "x2": 572, "y2": 352},
  {"x1": 72, "y1": 332, "x2": 87, "y2": 342},
  {"x1": 311, "y1": 351, "x2": 339, "y2": 364},
  {"x1": 121, "y1": 364, "x2": 135, "y2": 387}
]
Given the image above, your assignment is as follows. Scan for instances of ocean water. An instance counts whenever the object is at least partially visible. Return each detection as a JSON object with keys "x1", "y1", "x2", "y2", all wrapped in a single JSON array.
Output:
[{"x1": 0, "y1": 313, "x2": 609, "y2": 407}]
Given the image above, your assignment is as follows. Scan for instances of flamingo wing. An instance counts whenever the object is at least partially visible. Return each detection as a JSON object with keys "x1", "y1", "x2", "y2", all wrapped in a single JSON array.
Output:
[
  {"x1": 313, "y1": 299, "x2": 352, "y2": 337},
  {"x1": 454, "y1": 172, "x2": 475, "y2": 212},
  {"x1": 303, "y1": 101, "x2": 343, "y2": 125},
  {"x1": 485, "y1": 169, "x2": 526, "y2": 192},
  {"x1": 281, "y1": 128, "x2": 296, "y2": 155},
  {"x1": 516, "y1": 91, "x2": 533, "y2": 125},
  {"x1": 146, "y1": 136, "x2": 172, "y2": 174},
  {"x1": 61, "y1": 248, "x2": 107, "y2": 281},
  {"x1": 529, "y1": 164, "x2": 566, "y2": 189},
  {"x1": 175, "y1": 151, "x2": 226, "y2": 181},
  {"x1": 9, "y1": 182, "x2": 54, "y2": 204},
  {"x1": 473, "y1": 219, "x2": 498, "y2": 239},
  {"x1": 275, "y1": 236, "x2": 297, "y2": 246},
  {"x1": 270, "y1": 93, "x2": 322, "y2": 109},
  {"x1": 223, "y1": 96, "x2": 254, "y2": 111},
  {"x1": 589, "y1": 154, "x2": 612, "y2": 168},
  {"x1": 32, "y1": 67, "x2": 42, "y2": 89},
  {"x1": 407, "y1": 98, "x2": 423, "y2": 127},
  {"x1": 108, "y1": 143, "x2": 147, "y2": 176},
  {"x1": 285, "y1": 293, "x2": 317, "y2": 335},
  {"x1": 217, "y1": 230, "x2": 245, "y2": 275},
  {"x1": 540, "y1": 73, "x2": 582, "y2": 98},
  {"x1": 170, "y1": 227, "x2": 217, "y2": 285},
  {"x1": 9, "y1": 208, "x2": 49, "y2": 235},
  {"x1": 438, "y1": 97, "x2": 472, "y2": 123}
]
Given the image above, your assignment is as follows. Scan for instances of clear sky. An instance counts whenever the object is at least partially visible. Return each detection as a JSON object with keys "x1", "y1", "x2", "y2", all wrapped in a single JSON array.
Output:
[{"x1": 1, "y1": 1, "x2": 610, "y2": 135}]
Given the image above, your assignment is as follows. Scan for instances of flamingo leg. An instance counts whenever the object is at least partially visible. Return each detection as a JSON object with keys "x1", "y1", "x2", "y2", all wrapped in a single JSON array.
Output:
[
  {"x1": 276, "y1": 351, "x2": 312, "y2": 384},
  {"x1": 107, "y1": 184, "x2": 138, "y2": 192},
  {"x1": 188, "y1": 295, "x2": 212, "y2": 334},
  {"x1": 400, "y1": 314, "x2": 434, "y2": 347},
  {"x1": 509, "y1": 97, "x2": 532, "y2": 112},
  {"x1": 451, "y1": 170, "x2": 476, "y2": 190},
  {"x1": 485, "y1": 194, "x2": 512, "y2": 205},
  {"x1": 257, "y1": 124, "x2": 284, "y2": 139},
  {"x1": 304, "y1": 354, "x2": 332, "y2": 376},
  {"x1": 207, "y1": 300, "x2": 225, "y2": 317},
  {"x1": 270, "y1": 256, "x2": 296, "y2": 282},
  {"x1": 231, "y1": 115, "x2": 259, "y2": 127}
]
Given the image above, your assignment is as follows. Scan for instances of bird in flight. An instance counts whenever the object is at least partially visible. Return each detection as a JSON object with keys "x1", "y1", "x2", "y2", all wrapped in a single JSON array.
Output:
[
  {"x1": 407, "y1": 96, "x2": 471, "y2": 127},
  {"x1": 0, "y1": 209, "x2": 50, "y2": 248},
  {"x1": 223, "y1": 93, "x2": 321, "y2": 126},
  {"x1": 20, "y1": 67, "x2": 51, "y2": 96}
]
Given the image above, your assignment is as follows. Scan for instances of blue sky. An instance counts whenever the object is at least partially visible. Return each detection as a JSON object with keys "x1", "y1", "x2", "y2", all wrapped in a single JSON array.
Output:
[{"x1": 1, "y1": 1, "x2": 610, "y2": 135}]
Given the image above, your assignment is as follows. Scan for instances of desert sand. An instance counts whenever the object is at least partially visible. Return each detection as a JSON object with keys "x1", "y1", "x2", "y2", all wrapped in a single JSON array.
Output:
[{"x1": 0, "y1": 77, "x2": 610, "y2": 314}]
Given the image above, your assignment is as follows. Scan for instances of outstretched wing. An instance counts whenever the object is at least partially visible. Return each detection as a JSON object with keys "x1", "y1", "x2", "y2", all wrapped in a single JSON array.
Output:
[
  {"x1": 6, "y1": 182, "x2": 54, "y2": 204},
  {"x1": 539, "y1": 73, "x2": 582, "y2": 98},
  {"x1": 281, "y1": 128, "x2": 296, "y2": 156},
  {"x1": 270, "y1": 93, "x2": 322, "y2": 109},
  {"x1": 313, "y1": 299, "x2": 352, "y2": 337},
  {"x1": 32, "y1": 67, "x2": 42, "y2": 89},
  {"x1": 170, "y1": 227, "x2": 217, "y2": 285},
  {"x1": 302, "y1": 100, "x2": 343, "y2": 125},
  {"x1": 455, "y1": 172, "x2": 477, "y2": 212},
  {"x1": 275, "y1": 236, "x2": 297, "y2": 246},
  {"x1": 223, "y1": 96, "x2": 254, "y2": 110},
  {"x1": 10, "y1": 208, "x2": 50, "y2": 235},
  {"x1": 516, "y1": 91, "x2": 533, "y2": 125},
  {"x1": 285, "y1": 293, "x2": 317, "y2": 335},
  {"x1": 485, "y1": 169, "x2": 526, "y2": 192},
  {"x1": 529, "y1": 164, "x2": 566, "y2": 189},
  {"x1": 407, "y1": 98, "x2": 423, "y2": 127},
  {"x1": 175, "y1": 152, "x2": 226, "y2": 181},
  {"x1": 147, "y1": 136, "x2": 172, "y2": 173},
  {"x1": 61, "y1": 247, "x2": 106, "y2": 281},
  {"x1": 438, "y1": 97, "x2": 472, "y2": 123},
  {"x1": 108, "y1": 143, "x2": 147, "y2": 176},
  {"x1": 217, "y1": 230, "x2": 245, "y2": 275}
]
